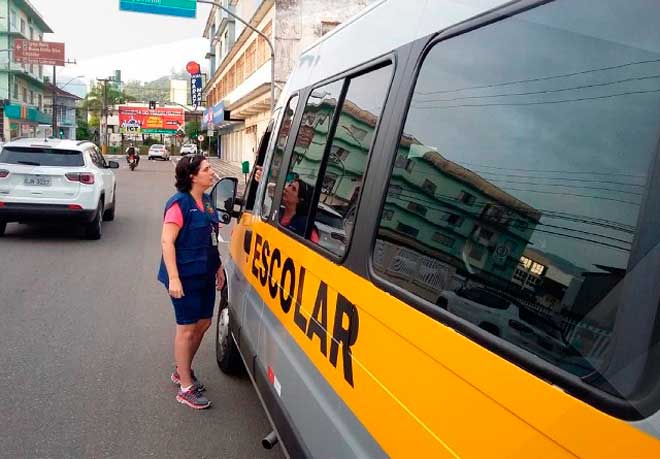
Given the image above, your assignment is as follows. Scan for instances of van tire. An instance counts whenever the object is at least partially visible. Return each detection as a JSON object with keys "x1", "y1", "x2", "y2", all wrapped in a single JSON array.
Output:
[{"x1": 216, "y1": 285, "x2": 243, "y2": 375}]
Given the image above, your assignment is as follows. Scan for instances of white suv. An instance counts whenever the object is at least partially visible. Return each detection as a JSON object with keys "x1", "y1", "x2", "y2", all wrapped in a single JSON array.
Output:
[{"x1": 0, "y1": 138, "x2": 119, "y2": 239}]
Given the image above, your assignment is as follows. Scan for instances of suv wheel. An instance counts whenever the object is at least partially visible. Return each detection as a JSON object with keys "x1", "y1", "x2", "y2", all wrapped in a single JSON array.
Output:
[
  {"x1": 103, "y1": 189, "x2": 116, "y2": 221},
  {"x1": 85, "y1": 201, "x2": 103, "y2": 240},
  {"x1": 216, "y1": 284, "x2": 243, "y2": 374},
  {"x1": 0, "y1": 221, "x2": 6, "y2": 237}
]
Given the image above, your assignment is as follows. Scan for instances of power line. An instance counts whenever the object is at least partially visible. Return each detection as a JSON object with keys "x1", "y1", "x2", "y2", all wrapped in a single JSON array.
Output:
[
  {"x1": 414, "y1": 74, "x2": 660, "y2": 104},
  {"x1": 453, "y1": 161, "x2": 647, "y2": 179},
  {"x1": 413, "y1": 58, "x2": 660, "y2": 96},
  {"x1": 410, "y1": 88, "x2": 660, "y2": 110}
]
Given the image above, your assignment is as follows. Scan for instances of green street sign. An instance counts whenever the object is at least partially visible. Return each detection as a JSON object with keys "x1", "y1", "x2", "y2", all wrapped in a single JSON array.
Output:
[{"x1": 119, "y1": 0, "x2": 196, "y2": 18}]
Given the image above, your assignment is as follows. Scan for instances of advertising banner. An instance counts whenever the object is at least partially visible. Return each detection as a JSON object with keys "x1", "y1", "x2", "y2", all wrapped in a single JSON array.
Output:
[
  {"x1": 119, "y1": 106, "x2": 185, "y2": 134},
  {"x1": 190, "y1": 73, "x2": 203, "y2": 110},
  {"x1": 13, "y1": 39, "x2": 65, "y2": 66}
]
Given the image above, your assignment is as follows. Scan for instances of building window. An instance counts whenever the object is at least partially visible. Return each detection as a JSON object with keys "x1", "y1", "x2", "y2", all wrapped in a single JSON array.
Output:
[
  {"x1": 13, "y1": 82, "x2": 18, "y2": 99},
  {"x1": 530, "y1": 261, "x2": 545, "y2": 276},
  {"x1": 383, "y1": 209, "x2": 394, "y2": 221},
  {"x1": 407, "y1": 201, "x2": 427, "y2": 216},
  {"x1": 469, "y1": 244, "x2": 485, "y2": 261},
  {"x1": 22, "y1": 87, "x2": 27, "y2": 103},
  {"x1": 422, "y1": 179, "x2": 436, "y2": 195},
  {"x1": 458, "y1": 191, "x2": 476, "y2": 206},
  {"x1": 432, "y1": 232, "x2": 455, "y2": 248},
  {"x1": 396, "y1": 222, "x2": 419, "y2": 238},
  {"x1": 405, "y1": 159, "x2": 415, "y2": 173},
  {"x1": 20, "y1": 18, "x2": 25, "y2": 34},
  {"x1": 30, "y1": 90, "x2": 34, "y2": 105},
  {"x1": 447, "y1": 213, "x2": 463, "y2": 227},
  {"x1": 29, "y1": 26, "x2": 34, "y2": 40},
  {"x1": 38, "y1": 94, "x2": 42, "y2": 109}
]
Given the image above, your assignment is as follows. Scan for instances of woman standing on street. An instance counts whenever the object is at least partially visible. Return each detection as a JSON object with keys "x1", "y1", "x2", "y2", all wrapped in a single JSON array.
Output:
[{"x1": 158, "y1": 155, "x2": 225, "y2": 410}]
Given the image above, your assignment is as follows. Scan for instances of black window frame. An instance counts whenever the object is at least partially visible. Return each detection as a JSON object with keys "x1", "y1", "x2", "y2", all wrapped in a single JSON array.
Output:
[
  {"x1": 259, "y1": 95, "x2": 300, "y2": 222},
  {"x1": 270, "y1": 55, "x2": 397, "y2": 265},
  {"x1": 364, "y1": 0, "x2": 657, "y2": 420}
]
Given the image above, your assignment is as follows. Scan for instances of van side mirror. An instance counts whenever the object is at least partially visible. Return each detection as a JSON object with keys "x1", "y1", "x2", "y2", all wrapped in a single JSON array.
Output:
[{"x1": 211, "y1": 177, "x2": 239, "y2": 221}]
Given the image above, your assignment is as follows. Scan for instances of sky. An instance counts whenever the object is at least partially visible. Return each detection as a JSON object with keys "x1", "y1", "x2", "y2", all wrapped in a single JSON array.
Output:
[{"x1": 30, "y1": 0, "x2": 214, "y2": 96}]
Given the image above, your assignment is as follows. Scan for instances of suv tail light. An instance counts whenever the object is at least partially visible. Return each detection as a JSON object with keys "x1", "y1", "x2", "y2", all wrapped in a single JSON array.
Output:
[
  {"x1": 0, "y1": 169, "x2": 9, "y2": 178},
  {"x1": 66, "y1": 172, "x2": 95, "y2": 185}
]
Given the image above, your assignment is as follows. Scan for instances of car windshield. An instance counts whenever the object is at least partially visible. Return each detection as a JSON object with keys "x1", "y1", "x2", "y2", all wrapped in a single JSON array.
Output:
[{"x1": 0, "y1": 147, "x2": 84, "y2": 167}]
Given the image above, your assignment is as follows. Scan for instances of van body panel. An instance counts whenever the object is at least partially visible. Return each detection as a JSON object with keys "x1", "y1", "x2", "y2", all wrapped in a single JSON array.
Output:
[{"x1": 222, "y1": 0, "x2": 660, "y2": 456}]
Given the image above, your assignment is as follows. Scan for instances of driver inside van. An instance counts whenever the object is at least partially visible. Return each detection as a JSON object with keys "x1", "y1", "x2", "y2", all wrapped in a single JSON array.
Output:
[{"x1": 254, "y1": 165, "x2": 319, "y2": 243}]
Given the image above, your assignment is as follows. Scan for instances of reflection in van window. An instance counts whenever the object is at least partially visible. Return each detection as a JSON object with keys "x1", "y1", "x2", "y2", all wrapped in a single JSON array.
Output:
[
  {"x1": 278, "y1": 80, "x2": 343, "y2": 239},
  {"x1": 262, "y1": 95, "x2": 299, "y2": 218},
  {"x1": 373, "y1": 0, "x2": 660, "y2": 407},
  {"x1": 313, "y1": 64, "x2": 393, "y2": 256}
]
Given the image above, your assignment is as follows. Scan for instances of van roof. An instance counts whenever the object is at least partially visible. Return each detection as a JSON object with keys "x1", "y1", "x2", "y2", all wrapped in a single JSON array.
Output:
[{"x1": 281, "y1": 0, "x2": 508, "y2": 105}]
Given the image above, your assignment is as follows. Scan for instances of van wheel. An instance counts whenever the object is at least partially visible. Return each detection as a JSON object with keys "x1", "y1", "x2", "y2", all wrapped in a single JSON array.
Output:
[
  {"x1": 84, "y1": 201, "x2": 103, "y2": 240},
  {"x1": 216, "y1": 285, "x2": 243, "y2": 375}
]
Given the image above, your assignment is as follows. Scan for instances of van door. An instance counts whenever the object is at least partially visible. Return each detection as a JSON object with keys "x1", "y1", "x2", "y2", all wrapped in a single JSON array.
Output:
[{"x1": 227, "y1": 117, "x2": 277, "y2": 371}]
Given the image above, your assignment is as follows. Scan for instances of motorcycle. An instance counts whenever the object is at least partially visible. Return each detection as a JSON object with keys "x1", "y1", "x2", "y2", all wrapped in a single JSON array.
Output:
[{"x1": 127, "y1": 153, "x2": 139, "y2": 171}]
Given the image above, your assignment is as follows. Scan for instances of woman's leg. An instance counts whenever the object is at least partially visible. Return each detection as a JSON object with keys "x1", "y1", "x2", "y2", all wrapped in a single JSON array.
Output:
[{"x1": 174, "y1": 323, "x2": 198, "y2": 388}]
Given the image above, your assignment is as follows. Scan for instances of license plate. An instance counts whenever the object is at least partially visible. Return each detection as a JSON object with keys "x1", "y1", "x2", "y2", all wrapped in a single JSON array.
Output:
[{"x1": 24, "y1": 175, "x2": 51, "y2": 186}]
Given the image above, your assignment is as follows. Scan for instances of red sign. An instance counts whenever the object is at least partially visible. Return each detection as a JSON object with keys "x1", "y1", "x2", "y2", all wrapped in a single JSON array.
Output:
[
  {"x1": 13, "y1": 39, "x2": 65, "y2": 66},
  {"x1": 186, "y1": 61, "x2": 200, "y2": 75},
  {"x1": 118, "y1": 106, "x2": 185, "y2": 134}
]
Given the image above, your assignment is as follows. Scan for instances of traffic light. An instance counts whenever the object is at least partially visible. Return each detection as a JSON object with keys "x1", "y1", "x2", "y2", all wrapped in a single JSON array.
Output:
[
  {"x1": 149, "y1": 101, "x2": 156, "y2": 110},
  {"x1": 58, "y1": 128, "x2": 65, "y2": 139}
]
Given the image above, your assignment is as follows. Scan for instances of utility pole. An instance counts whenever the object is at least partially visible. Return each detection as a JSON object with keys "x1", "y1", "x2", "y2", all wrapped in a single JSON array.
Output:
[{"x1": 96, "y1": 77, "x2": 113, "y2": 154}]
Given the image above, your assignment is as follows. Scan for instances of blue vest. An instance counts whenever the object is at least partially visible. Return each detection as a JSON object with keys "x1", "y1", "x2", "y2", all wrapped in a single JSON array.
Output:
[{"x1": 157, "y1": 192, "x2": 221, "y2": 289}]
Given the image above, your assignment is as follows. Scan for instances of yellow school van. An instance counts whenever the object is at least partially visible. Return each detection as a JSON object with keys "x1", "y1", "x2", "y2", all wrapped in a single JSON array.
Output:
[{"x1": 210, "y1": 0, "x2": 660, "y2": 456}]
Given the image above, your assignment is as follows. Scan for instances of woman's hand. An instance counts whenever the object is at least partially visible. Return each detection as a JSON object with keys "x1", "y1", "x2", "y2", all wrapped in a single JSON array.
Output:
[
  {"x1": 216, "y1": 267, "x2": 226, "y2": 291},
  {"x1": 169, "y1": 277, "x2": 184, "y2": 299},
  {"x1": 254, "y1": 165, "x2": 263, "y2": 182}
]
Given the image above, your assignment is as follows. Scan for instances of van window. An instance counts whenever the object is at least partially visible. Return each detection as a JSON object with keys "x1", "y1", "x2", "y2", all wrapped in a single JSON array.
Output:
[
  {"x1": 312, "y1": 64, "x2": 392, "y2": 256},
  {"x1": 262, "y1": 96, "x2": 298, "y2": 218},
  {"x1": 372, "y1": 0, "x2": 660, "y2": 412},
  {"x1": 277, "y1": 80, "x2": 343, "y2": 238}
]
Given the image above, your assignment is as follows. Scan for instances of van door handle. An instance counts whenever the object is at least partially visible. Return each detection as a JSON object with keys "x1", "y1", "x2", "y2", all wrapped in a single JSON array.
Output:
[{"x1": 244, "y1": 229, "x2": 253, "y2": 254}]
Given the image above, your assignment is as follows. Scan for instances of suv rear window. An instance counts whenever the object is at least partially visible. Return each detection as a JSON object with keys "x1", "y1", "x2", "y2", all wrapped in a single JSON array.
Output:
[{"x1": 0, "y1": 147, "x2": 84, "y2": 167}]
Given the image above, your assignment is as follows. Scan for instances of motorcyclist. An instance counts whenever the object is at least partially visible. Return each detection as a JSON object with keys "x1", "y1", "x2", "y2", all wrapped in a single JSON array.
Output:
[{"x1": 126, "y1": 144, "x2": 140, "y2": 166}]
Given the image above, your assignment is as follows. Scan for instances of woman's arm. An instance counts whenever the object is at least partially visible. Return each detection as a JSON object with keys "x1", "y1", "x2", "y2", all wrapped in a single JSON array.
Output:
[{"x1": 161, "y1": 222, "x2": 184, "y2": 298}]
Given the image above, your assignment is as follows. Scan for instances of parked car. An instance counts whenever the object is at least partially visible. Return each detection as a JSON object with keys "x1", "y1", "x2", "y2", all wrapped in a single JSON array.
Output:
[
  {"x1": 147, "y1": 144, "x2": 169, "y2": 160},
  {"x1": 179, "y1": 143, "x2": 198, "y2": 156},
  {"x1": 315, "y1": 203, "x2": 347, "y2": 255},
  {"x1": 0, "y1": 138, "x2": 119, "y2": 239}
]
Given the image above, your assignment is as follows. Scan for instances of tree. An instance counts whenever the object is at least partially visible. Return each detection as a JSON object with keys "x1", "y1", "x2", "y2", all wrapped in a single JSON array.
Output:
[
  {"x1": 80, "y1": 81, "x2": 135, "y2": 117},
  {"x1": 184, "y1": 120, "x2": 201, "y2": 140},
  {"x1": 76, "y1": 119, "x2": 91, "y2": 140}
]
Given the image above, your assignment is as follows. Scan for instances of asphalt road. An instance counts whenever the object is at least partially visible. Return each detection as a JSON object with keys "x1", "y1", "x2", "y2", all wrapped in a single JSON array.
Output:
[{"x1": 0, "y1": 159, "x2": 284, "y2": 459}]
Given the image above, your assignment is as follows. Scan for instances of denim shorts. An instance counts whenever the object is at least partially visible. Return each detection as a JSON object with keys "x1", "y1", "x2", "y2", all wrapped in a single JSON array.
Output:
[{"x1": 170, "y1": 276, "x2": 216, "y2": 325}]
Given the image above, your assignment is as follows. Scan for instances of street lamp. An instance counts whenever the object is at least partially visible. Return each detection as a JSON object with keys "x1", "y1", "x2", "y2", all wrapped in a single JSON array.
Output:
[{"x1": 196, "y1": 0, "x2": 276, "y2": 111}]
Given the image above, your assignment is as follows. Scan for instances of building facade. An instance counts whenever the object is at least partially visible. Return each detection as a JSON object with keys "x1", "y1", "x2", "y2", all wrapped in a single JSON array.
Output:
[
  {"x1": 0, "y1": 0, "x2": 52, "y2": 141},
  {"x1": 202, "y1": 0, "x2": 371, "y2": 164},
  {"x1": 42, "y1": 83, "x2": 81, "y2": 140}
]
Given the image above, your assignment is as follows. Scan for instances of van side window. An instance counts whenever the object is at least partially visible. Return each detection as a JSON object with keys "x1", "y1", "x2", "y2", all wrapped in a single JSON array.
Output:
[
  {"x1": 311, "y1": 64, "x2": 392, "y2": 256},
  {"x1": 262, "y1": 96, "x2": 299, "y2": 218},
  {"x1": 276, "y1": 80, "x2": 343, "y2": 238},
  {"x1": 372, "y1": 0, "x2": 660, "y2": 408}
]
